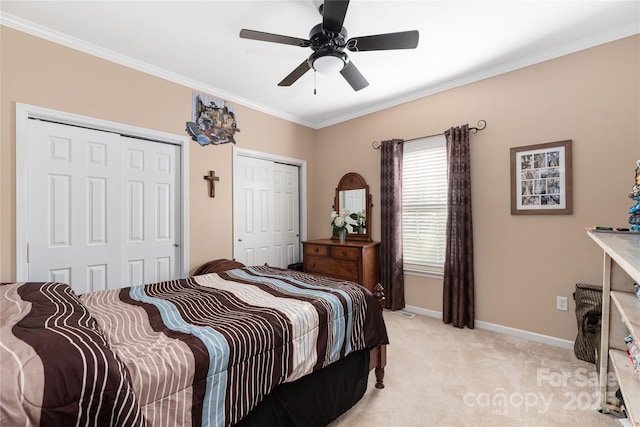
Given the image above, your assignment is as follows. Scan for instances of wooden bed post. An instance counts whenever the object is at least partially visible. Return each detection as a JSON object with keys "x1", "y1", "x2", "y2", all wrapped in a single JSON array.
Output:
[
  {"x1": 373, "y1": 345, "x2": 387, "y2": 389},
  {"x1": 373, "y1": 283, "x2": 386, "y2": 310},
  {"x1": 372, "y1": 283, "x2": 387, "y2": 389}
]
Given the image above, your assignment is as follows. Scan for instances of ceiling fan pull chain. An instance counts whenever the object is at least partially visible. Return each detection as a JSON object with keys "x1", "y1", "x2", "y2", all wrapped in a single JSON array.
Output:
[{"x1": 314, "y1": 70, "x2": 317, "y2": 95}]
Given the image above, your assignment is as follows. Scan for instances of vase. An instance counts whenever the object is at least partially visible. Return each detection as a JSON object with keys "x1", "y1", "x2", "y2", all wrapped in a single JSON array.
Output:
[{"x1": 338, "y1": 228, "x2": 346, "y2": 244}]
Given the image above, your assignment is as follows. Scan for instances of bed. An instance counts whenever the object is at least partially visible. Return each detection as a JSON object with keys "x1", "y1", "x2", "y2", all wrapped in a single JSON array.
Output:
[{"x1": 1, "y1": 260, "x2": 388, "y2": 426}]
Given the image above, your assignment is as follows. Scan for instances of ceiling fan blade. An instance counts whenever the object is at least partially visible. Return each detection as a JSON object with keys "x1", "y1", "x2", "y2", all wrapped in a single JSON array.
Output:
[
  {"x1": 240, "y1": 29, "x2": 310, "y2": 47},
  {"x1": 347, "y1": 30, "x2": 419, "y2": 52},
  {"x1": 322, "y1": 0, "x2": 350, "y2": 33},
  {"x1": 278, "y1": 60, "x2": 311, "y2": 86},
  {"x1": 340, "y1": 60, "x2": 369, "y2": 91}
]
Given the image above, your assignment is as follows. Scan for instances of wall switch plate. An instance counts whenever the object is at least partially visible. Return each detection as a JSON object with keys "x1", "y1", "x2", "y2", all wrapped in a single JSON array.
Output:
[{"x1": 557, "y1": 296, "x2": 568, "y2": 311}]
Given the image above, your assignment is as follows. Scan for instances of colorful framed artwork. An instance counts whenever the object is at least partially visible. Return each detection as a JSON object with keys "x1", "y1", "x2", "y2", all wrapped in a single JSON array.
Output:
[{"x1": 510, "y1": 140, "x2": 573, "y2": 215}]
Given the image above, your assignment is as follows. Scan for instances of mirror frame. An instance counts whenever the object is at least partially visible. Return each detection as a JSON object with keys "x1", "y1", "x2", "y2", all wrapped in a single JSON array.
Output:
[{"x1": 333, "y1": 172, "x2": 372, "y2": 242}]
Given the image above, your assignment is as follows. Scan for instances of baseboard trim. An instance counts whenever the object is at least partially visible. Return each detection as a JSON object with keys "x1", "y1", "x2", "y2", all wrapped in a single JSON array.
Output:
[{"x1": 403, "y1": 305, "x2": 574, "y2": 349}]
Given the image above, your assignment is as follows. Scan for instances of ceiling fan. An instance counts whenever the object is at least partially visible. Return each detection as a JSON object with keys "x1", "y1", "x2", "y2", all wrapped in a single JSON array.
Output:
[{"x1": 239, "y1": 0, "x2": 419, "y2": 91}]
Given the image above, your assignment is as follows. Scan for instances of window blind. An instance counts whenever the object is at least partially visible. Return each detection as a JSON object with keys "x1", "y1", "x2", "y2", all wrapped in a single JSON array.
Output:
[{"x1": 402, "y1": 135, "x2": 448, "y2": 276}]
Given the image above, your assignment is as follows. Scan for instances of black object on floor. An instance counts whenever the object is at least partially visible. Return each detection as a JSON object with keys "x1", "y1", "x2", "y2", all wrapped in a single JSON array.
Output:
[
  {"x1": 573, "y1": 282, "x2": 603, "y2": 363},
  {"x1": 288, "y1": 262, "x2": 304, "y2": 272}
]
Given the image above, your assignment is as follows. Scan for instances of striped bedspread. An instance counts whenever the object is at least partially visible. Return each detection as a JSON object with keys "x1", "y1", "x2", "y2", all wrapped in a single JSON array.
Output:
[
  {"x1": 1, "y1": 265, "x2": 387, "y2": 427},
  {"x1": 1, "y1": 282, "x2": 144, "y2": 426}
]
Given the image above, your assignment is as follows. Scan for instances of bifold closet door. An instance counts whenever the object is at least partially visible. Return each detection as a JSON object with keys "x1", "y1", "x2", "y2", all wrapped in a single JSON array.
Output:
[
  {"x1": 234, "y1": 155, "x2": 300, "y2": 268},
  {"x1": 121, "y1": 136, "x2": 181, "y2": 287},
  {"x1": 273, "y1": 162, "x2": 300, "y2": 268},
  {"x1": 26, "y1": 119, "x2": 181, "y2": 294}
]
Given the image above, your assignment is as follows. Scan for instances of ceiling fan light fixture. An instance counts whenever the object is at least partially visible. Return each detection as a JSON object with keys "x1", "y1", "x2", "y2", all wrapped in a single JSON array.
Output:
[
  {"x1": 240, "y1": 0, "x2": 420, "y2": 90},
  {"x1": 310, "y1": 52, "x2": 347, "y2": 74}
]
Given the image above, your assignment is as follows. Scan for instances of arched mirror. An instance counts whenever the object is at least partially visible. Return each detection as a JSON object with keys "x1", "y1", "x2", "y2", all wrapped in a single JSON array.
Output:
[{"x1": 333, "y1": 172, "x2": 372, "y2": 242}]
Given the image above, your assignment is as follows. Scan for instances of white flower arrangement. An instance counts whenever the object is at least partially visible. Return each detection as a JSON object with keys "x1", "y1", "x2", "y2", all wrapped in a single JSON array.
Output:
[{"x1": 331, "y1": 209, "x2": 350, "y2": 232}]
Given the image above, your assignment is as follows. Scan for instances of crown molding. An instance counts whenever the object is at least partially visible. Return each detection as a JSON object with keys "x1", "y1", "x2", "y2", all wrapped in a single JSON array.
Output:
[
  {"x1": 2, "y1": 12, "x2": 637, "y2": 130},
  {"x1": 314, "y1": 22, "x2": 640, "y2": 129},
  {"x1": 0, "y1": 13, "x2": 316, "y2": 129}
]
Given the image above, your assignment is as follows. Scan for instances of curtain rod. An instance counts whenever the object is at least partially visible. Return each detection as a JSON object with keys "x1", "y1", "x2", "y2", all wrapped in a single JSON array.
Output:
[{"x1": 371, "y1": 120, "x2": 487, "y2": 150}]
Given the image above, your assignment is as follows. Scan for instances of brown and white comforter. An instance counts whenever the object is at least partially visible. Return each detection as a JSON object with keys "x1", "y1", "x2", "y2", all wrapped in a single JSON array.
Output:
[
  {"x1": 1, "y1": 282, "x2": 144, "y2": 426},
  {"x1": 1, "y1": 265, "x2": 388, "y2": 426}
]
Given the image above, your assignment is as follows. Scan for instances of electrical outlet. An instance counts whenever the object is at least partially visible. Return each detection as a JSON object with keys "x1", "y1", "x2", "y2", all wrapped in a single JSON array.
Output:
[{"x1": 557, "y1": 296, "x2": 568, "y2": 311}]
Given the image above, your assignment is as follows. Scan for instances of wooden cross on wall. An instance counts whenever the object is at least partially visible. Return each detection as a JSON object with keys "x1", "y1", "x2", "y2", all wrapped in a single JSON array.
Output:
[{"x1": 204, "y1": 170, "x2": 220, "y2": 198}]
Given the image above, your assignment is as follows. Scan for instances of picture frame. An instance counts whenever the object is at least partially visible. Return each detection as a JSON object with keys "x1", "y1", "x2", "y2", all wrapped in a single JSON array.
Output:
[{"x1": 510, "y1": 140, "x2": 573, "y2": 215}]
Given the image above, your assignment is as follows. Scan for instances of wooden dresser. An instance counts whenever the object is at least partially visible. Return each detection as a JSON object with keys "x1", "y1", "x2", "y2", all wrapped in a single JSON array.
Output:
[{"x1": 302, "y1": 239, "x2": 380, "y2": 293}]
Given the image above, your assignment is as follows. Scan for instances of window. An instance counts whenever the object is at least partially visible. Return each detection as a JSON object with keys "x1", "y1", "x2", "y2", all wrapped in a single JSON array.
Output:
[{"x1": 402, "y1": 135, "x2": 447, "y2": 277}]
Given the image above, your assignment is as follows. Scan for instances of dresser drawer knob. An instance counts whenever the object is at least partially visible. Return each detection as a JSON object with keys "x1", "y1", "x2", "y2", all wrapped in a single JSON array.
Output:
[
  {"x1": 341, "y1": 251, "x2": 347, "y2": 256},
  {"x1": 313, "y1": 248, "x2": 319, "y2": 253}
]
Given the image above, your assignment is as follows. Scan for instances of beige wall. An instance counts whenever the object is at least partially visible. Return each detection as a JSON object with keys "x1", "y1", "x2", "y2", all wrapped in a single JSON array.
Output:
[
  {"x1": 1, "y1": 26, "x2": 638, "y2": 341},
  {"x1": 310, "y1": 35, "x2": 640, "y2": 341},
  {"x1": 0, "y1": 27, "x2": 316, "y2": 280}
]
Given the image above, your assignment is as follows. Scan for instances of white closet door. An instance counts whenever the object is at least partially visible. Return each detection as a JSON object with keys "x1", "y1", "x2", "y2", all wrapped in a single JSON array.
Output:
[
  {"x1": 273, "y1": 162, "x2": 300, "y2": 267},
  {"x1": 121, "y1": 137, "x2": 181, "y2": 286},
  {"x1": 234, "y1": 156, "x2": 275, "y2": 267},
  {"x1": 234, "y1": 156, "x2": 301, "y2": 268},
  {"x1": 28, "y1": 119, "x2": 122, "y2": 294},
  {"x1": 26, "y1": 119, "x2": 181, "y2": 294}
]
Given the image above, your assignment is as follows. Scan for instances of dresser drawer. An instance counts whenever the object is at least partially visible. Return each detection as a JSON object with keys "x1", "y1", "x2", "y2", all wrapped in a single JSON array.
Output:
[
  {"x1": 329, "y1": 246, "x2": 361, "y2": 261},
  {"x1": 304, "y1": 257, "x2": 360, "y2": 283},
  {"x1": 304, "y1": 244, "x2": 329, "y2": 257},
  {"x1": 302, "y1": 239, "x2": 379, "y2": 293}
]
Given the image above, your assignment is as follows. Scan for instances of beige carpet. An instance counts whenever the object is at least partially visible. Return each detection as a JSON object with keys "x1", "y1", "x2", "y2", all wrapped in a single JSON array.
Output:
[{"x1": 330, "y1": 311, "x2": 620, "y2": 427}]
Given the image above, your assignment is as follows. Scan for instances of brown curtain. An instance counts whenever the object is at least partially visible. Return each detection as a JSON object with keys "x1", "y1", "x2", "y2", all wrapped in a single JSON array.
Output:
[
  {"x1": 380, "y1": 139, "x2": 404, "y2": 310},
  {"x1": 443, "y1": 125, "x2": 475, "y2": 328}
]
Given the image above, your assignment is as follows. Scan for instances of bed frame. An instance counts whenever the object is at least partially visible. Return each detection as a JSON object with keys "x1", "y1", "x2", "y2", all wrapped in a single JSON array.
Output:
[{"x1": 194, "y1": 259, "x2": 387, "y2": 389}]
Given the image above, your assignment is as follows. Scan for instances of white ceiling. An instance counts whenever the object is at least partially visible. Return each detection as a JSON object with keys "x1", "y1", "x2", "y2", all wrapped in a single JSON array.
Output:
[{"x1": 2, "y1": 1, "x2": 639, "y2": 129}]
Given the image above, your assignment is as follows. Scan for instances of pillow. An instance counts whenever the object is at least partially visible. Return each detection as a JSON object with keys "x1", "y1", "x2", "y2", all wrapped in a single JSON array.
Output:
[{"x1": 193, "y1": 259, "x2": 246, "y2": 275}]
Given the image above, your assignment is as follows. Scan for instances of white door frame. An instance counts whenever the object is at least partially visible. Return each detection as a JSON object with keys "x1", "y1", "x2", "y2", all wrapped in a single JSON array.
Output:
[
  {"x1": 15, "y1": 102, "x2": 190, "y2": 281},
  {"x1": 232, "y1": 147, "x2": 307, "y2": 262}
]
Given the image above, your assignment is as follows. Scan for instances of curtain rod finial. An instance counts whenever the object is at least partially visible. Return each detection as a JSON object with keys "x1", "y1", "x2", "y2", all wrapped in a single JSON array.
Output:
[
  {"x1": 470, "y1": 120, "x2": 486, "y2": 133},
  {"x1": 372, "y1": 141, "x2": 381, "y2": 150}
]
